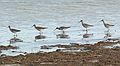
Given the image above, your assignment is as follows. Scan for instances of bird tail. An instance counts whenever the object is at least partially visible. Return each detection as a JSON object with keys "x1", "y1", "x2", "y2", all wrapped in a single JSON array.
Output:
[
  {"x1": 89, "y1": 25, "x2": 94, "y2": 26},
  {"x1": 110, "y1": 25, "x2": 114, "y2": 26}
]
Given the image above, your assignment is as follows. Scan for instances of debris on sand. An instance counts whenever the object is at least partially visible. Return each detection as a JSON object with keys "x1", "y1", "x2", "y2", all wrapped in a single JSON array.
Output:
[
  {"x1": 0, "y1": 45, "x2": 18, "y2": 50},
  {"x1": 41, "y1": 45, "x2": 52, "y2": 49},
  {"x1": 0, "y1": 41, "x2": 120, "y2": 66}
]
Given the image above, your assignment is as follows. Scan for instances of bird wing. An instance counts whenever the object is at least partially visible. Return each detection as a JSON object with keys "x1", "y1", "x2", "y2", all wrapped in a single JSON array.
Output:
[
  {"x1": 61, "y1": 26, "x2": 70, "y2": 28},
  {"x1": 84, "y1": 23, "x2": 93, "y2": 26},
  {"x1": 106, "y1": 24, "x2": 114, "y2": 26},
  {"x1": 41, "y1": 27, "x2": 47, "y2": 29},
  {"x1": 12, "y1": 29, "x2": 21, "y2": 32},
  {"x1": 65, "y1": 26, "x2": 70, "y2": 28},
  {"x1": 109, "y1": 24, "x2": 114, "y2": 26},
  {"x1": 88, "y1": 24, "x2": 93, "y2": 26},
  {"x1": 38, "y1": 27, "x2": 47, "y2": 29}
]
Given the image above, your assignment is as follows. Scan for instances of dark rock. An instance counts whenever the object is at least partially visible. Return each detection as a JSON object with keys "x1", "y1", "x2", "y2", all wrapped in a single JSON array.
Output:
[
  {"x1": 1, "y1": 54, "x2": 7, "y2": 57},
  {"x1": 41, "y1": 45, "x2": 51, "y2": 49},
  {"x1": 56, "y1": 49, "x2": 61, "y2": 52}
]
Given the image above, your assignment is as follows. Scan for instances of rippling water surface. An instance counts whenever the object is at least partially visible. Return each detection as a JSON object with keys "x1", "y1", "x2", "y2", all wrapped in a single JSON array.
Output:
[{"x1": 0, "y1": 0, "x2": 120, "y2": 56}]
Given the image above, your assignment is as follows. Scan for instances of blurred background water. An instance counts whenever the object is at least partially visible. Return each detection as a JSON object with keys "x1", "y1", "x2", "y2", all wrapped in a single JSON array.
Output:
[{"x1": 0, "y1": 0, "x2": 120, "y2": 56}]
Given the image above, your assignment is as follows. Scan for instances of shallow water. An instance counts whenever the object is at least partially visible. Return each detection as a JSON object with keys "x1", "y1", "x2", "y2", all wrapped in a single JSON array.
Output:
[{"x1": 0, "y1": 0, "x2": 120, "y2": 56}]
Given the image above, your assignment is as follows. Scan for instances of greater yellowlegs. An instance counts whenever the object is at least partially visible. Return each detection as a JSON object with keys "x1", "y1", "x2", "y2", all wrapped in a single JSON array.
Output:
[
  {"x1": 101, "y1": 19, "x2": 114, "y2": 30},
  {"x1": 33, "y1": 24, "x2": 47, "y2": 34},
  {"x1": 79, "y1": 20, "x2": 93, "y2": 31},
  {"x1": 8, "y1": 26, "x2": 21, "y2": 37},
  {"x1": 54, "y1": 26, "x2": 70, "y2": 31}
]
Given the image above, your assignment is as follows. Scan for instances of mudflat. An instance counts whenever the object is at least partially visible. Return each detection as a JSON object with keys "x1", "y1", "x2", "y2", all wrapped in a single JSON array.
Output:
[{"x1": 0, "y1": 41, "x2": 120, "y2": 66}]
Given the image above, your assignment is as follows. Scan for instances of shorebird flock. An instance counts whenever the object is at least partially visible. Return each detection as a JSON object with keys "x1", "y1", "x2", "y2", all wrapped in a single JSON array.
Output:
[{"x1": 8, "y1": 19, "x2": 114, "y2": 39}]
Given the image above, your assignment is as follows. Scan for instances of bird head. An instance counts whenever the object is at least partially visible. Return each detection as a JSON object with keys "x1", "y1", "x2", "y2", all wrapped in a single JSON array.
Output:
[
  {"x1": 56, "y1": 27, "x2": 59, "y2": 29},
  {"x1": 8, "y1": 26, "x2": 10, "y2": 28},
  {"x1": 79, "y1": 20, "x2": 83, "y2": 23},
  {"x1": 101, "y1": 19, "x2": 104, "y2": 22},
  {"x1": 54, "y1": 27, "x2": 59, "y2": 31},
  {"x1": 32, "y1": 24, "x2": 36, "y2": 27}
]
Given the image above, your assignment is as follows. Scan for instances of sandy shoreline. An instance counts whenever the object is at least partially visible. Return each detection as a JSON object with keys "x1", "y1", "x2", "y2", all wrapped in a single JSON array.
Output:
[{"x1": 0, "y1": 40, "x2": 120, "y2": 66}]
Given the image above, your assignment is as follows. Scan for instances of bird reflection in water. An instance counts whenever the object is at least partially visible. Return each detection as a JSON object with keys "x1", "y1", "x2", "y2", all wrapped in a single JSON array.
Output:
[
  {"x1": 83, "y1": 31, "x2": 93, "y2": 38},
  {"x1": 82, "y1": 31, "x2": 93, "y2": 43},
  {"x1": 34, "y1": 34, "x2": 46, "y2": 41},
  {"x1": 9, "y1": 37, "x2": 23, "y2": 44},
  {"x1": 56, "y1": 31, "x2": 70, "y2": 39},
  {"x1": 104, "y1": 30, "x2": 112, "y2": 38}
]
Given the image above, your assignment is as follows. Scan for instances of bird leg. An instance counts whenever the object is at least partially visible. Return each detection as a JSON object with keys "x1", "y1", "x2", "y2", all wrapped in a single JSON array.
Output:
[
  {"x1": 15, "y1": 33, "x2": 18, "y2": 37},
  {"x1": 86, "y1": 28, "x2": 88, "y2": 31},
  {"x1": 107, "y1": 29, "x2": 110, "y2": 32},
  {"x1": 85, "y1": 30, "x2": 88, "y2": 34},
  {"x1": 13, "y1": 33, "x2": 16, "y2": 37},
  {"x1": 34, "y1": 39, "x2": 36, "y2": 42},
  {"x1": 15, "y1": 34, "x2": 17, "y2": 37},
  {"x1": 39, "y1": 30, "x2": 43, "y2": 35},
  {"x1": 62, "y1": 30, "x2": 65, "y2": 34},
  {"x1": 108, "y1": 28, "x2": 110, "y2": 32}
]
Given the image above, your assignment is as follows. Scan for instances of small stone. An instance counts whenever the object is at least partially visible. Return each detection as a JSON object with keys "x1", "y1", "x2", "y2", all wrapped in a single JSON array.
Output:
[{"x1": 1, "y1": 54, "x2": 7, "y2": 57}]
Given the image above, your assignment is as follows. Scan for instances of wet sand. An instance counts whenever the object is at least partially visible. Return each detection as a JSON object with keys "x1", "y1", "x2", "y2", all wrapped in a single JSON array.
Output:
[
  {"x1": 0, "y1": 45, "x2": 18, "y2": 51},
  {"x1": 0, "y1": 40, "x2": 120, "y2": 66},
  {"x1": 0, "y1": 45, "x2": 18, "y2": 57}
]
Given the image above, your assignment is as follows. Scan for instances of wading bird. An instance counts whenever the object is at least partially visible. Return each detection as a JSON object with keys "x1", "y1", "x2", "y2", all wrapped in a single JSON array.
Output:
[
  {"x1": 54, "y1": 26, "x2": 70, "y2": 31},
  {"x1": 33, "y1": 24, "x2": 47, "y2": 34},
  {"x1": 79, "y1": 20, "x2": 93, "y2": 31},
  {"x1": 101, "y1": 19, "x2": 114, "y2": 30},
  {"x1": 8, "y1": 26, "x2": 21, "y2": 37}
]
